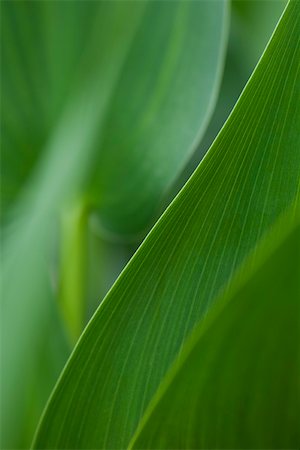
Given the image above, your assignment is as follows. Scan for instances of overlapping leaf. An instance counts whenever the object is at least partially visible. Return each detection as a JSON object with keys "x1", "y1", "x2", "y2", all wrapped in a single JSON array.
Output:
[
  {"x1": 130, "y1": 208, "x2": 300, "y2": 448},
  {"x1": 0, "y1": 1, "x2": 145, "y2": 225},
  {"x1": 33, "y1": 2, "x2": 300, "y2": 449},
  {"x1": 1, "y1": 0, "x2": 227, "y2": 235},
  {"x1": 1, "y1": 1, "x2": 228, "y2": 448}
]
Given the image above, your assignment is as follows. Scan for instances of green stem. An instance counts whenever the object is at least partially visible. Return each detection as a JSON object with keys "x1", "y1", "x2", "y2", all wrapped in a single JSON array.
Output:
[{"x1": 59, "y1": 198, "x2": 89, "y2": 343}]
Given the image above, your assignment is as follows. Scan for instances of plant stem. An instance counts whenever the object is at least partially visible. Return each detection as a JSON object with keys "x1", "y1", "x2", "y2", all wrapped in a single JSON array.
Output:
[{"x1": 59, "y1": 198, "x2": 89, "y2": 343}]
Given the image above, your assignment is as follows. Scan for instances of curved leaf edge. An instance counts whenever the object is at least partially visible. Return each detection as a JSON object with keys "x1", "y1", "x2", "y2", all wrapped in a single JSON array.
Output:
[
  {"x1": 128, "y1": 202, "x2": 300, "y2": 447},
  {"x1": 31, "y1": 1, "x2": 294, "y2": 446}
]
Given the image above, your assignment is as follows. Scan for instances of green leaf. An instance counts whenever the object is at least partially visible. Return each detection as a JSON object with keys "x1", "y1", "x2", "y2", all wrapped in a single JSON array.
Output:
[
  {"x1": 33, "y1": 1, "x2": 300, "y2": 448},
  {"x1": 88, "y1": 1, "x2": 228, "y2": 236},
  {"x1": 130, "y1": 207, "x2": 300, "y2": 448},
  {"x1": 0, "y1": 92, "x2": 106, "y2": 449},
  {"x1": 1, "y1": 1, "x2": 228, "y2": 447},
  {"x1": 1, "y1": 0, "x2": 227, "y2": 236},
  {"x1": 169, "y1": 0, "x2": 287, "y2": 203},
  {"x1": 232, "y1": 0, "x2": 287, "y2": 74},
  {"x1": 0, "y1": 1, "x2": 145, "y2": 224},
  {"x1": 1, "y1": 5, "x2": 145, "y2": 447}
]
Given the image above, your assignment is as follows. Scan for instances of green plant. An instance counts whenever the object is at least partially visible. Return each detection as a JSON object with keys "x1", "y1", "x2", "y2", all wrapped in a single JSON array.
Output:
[{"x1": 1, "y1": 0, "x2": 299, "y2": 449}]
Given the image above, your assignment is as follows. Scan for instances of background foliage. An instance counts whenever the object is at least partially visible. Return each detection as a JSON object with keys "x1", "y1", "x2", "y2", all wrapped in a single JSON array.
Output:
[{"x1": 1, "y1": 1, "x2": 298, "y2": 449}]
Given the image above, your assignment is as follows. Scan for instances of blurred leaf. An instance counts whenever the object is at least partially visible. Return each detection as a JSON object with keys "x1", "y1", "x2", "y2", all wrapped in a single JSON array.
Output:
[
  {"x1": 1, "y1": 0, "x2": 228, "y2": 236},
  {"x1": 1, "y1": 1, "x2": 228, "y2": 447},
  {"x1": 85, "y1": 224, "x2": 135, "y2": 322},
  {"x1": 56, "y1": 0, "x2": 229, "y2": 337},
  {"x1": 33, "y1": 2, "x2": 300, "y2": 449},
  {"x1": 166, "y1": 0, "x2": 287, "y2": 204},
  {"x1": 88, "y1": 1, "x2": 228, "y2": 235},
  {"x1": 203, "y1": 0, "x2": 287, "y2": 149},
  {"x1": 0, "y1": 4, "x2": 146, "y2": 448},
  {"x1": 130, "y1": 207, "x2": 300, "y2": 448},
  {"x1": 0, "y1": 1, "x2": 146, "y2": 222},
  {"x1": 232, "y1": 0, "x2": 287, "y2": 74}
]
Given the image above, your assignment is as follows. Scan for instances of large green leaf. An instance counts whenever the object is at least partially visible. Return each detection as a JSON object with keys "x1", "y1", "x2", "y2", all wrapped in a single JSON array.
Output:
[
  {"x1": 0, "y1": 1, "x2": 145, "y2": 224},
  {"x1": 0, "y1": 90, "x2": 115, "y2": 449},
  {"x1": 1, "y1": 1, "x2": 228, "y2": 447},
  {"x1": 88, "y1": 1, "x2": 228, "y2": 235},
  {"x1": 168, "y1": 0, "x2": 287, "y2": 204},
  {"x1": 1, "y1": 5, "x2": 145, "y2": 448},
  {"x1": 1, "y1": 0, "x2": 227, "y2": 236},
  {"x1": 33, "y1": 1, "x2": 300, "y2": 448},
  {"x1": 232, "y1": 0, "x2": 287, "y2": 73},
  {"x1": 130, "y1": 208, "x2": 300, "y2": 448}
]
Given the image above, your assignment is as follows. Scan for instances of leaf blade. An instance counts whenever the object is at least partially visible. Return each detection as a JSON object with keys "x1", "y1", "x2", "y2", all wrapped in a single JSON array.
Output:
[
  {"x1": 1, "y1": 1, "x2": 228, "y2": 446},
  {"x1": 131, "y1": 208, "x2": 300, "y2": 448},
  {"x1": 1, "y1": 0, "x2": 228, "y2": 235},
  {"x1": 33, "y1": 1, "x2": 300, "y2": 448}
]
